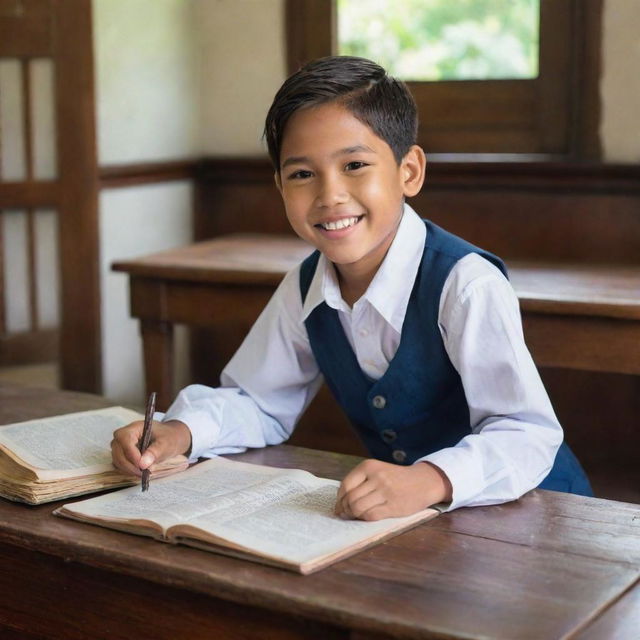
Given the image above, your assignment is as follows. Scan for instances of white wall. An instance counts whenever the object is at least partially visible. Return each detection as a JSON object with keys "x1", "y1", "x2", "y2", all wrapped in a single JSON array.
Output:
[
  {"x1": 93, "y1": 0, "x2": 199, "y2": 402},
  {"x1": 99, "y1": 184, "x2": 192, "y2": 404},
  {"x1": 195, "y1": 0, "x2": 286, "y2": 155},
  {"x1": 94, "y1": 0, "x2": 200, "y2": 163},
  {"x1": 600, "y1": 0, "x2": 640, "y2": 162}
]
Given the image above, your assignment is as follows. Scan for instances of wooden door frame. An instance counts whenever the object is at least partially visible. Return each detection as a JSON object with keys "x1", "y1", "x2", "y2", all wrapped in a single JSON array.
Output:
[
  {"x1": 0, "y1": 0, "x2": 101, "y2": 392},
  {"x1": 54, "y1": 0, "x2": 101, "y2": 392}
]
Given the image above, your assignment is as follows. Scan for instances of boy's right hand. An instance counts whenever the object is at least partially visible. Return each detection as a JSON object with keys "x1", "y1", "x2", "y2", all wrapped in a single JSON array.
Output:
[{"x1": 111, "y1": 419, "x2": 192, "y2": 476}]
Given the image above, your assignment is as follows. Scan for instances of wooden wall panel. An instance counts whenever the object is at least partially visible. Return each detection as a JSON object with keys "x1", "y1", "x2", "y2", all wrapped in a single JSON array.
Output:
[
  {"x1": 419, "y1": 191, "x2": 640, "y2": 263},
  {"x1": 194, "y1": 158, "x2": 640, "y2": 264}
]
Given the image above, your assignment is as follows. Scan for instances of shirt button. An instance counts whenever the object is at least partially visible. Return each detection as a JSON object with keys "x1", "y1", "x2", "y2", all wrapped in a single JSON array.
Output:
[
  {"x1": 359, "y1": 328, "x2": 369, "y2": 337},
  {"x1": 381, "y1": 429, "x2": 397, "y2": 443},
  {"x1": 392, "y1": 449, "x2": 407, "y2": 463},
  {"x1": 372, "y1": 395, "x2": 386, "y2": 409}
]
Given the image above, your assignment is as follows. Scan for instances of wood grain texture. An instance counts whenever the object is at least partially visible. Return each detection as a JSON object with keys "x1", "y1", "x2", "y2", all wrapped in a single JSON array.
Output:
[
  {"x1": 574, "y1": 579, "x2": 640, "y2": 640},
  {"x1": 112, "y1": 236, "x2": 640, "y2": 378},
  {"x1": 54, "y1": 0, "x2": 101, "y2": 393},
  {"x1": 193, "y1": 158, "x2": 640, "y2": 263},
  {"x1": 0, "y1": 181, "x2": 59, "y2": 208},
  {"x1": 0, "y1": 0, "x2": 53, "y2": 57},
  {"x1": 98, "y1": 158, "x2": 197, "y2": 189},
  {"x1": 0, "y1": 545, "x2": 347, "y2": 640},
  {"x1": 113, "y1": 235, "x2": 640, "y2": 317},
  {"x1": 0, "y1": 327, "x2": 58, "y2": 366},
  {"x1": 0, "y1": 385, "x2": 639, "y2": 640}
]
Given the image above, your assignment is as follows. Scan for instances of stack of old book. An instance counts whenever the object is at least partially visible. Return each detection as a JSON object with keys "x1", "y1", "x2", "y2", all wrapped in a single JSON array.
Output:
[
  {"x1": 1, "y1": 406, "x2": 439, "y2": 574},
  {"x1": 0, "y1": 407, "x2": 187, "y2": 504}
]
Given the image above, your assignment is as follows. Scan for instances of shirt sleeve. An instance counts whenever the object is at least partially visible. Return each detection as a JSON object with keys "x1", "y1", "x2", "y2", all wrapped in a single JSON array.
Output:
[
  {"x1": 417, "y1": 254, "x2": 563, "y2": 510},
  {"x1": 162, "y1": 266, "x2": 323, "y2": 461}
]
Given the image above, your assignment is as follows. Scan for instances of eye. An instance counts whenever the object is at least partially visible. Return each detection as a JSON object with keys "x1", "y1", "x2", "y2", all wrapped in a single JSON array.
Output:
[
  {"x1": 345, "y1": 161, "x2": 369, "y2": 172},
  {"x1": 287, "y1": 169, "x2": 313, "y2": 180}
]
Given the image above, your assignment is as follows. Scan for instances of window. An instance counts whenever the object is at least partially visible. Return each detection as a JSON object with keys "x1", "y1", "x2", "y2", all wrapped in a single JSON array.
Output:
[
  {"x1": 286, "y1": 0, "x2": 601, "y2": 157},
  {"x1": 338, "y1": 0, "x2": 540, "y2": 82}
]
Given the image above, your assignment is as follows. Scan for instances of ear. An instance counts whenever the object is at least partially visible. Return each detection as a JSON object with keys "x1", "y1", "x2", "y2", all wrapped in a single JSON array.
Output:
[
  {"x1": 400, "y1": 145, "x2": 426, "y2": 198},
  {"x1": 274, "y1": 171, "x2": 283, "y2": 196}
]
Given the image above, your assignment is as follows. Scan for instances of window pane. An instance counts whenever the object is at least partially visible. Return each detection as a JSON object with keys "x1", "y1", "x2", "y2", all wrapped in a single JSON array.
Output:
[{"x1": 337, "y1": 0, "x2": 540, "y2": 81}]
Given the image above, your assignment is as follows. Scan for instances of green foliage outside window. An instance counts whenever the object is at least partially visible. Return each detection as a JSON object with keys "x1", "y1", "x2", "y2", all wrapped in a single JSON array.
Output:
[{"x1": 338, "y1": 0, "x2": 540, "y2": 81}]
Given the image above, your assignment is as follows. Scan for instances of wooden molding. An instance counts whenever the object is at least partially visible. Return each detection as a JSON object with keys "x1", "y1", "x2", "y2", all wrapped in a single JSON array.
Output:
[
  {"x1": 196, "y1": 156, "x2": 640, "y2": 194},
  {"x1": 0, "y1": 328, "x2": 59, "y2": 366},
  {"x1": 285, "y1": 0, "x2": 334, "y2": 74},
  {"x1": 99, "y1": 159, "x2": 198, "y2": 189},
  {"x1": 193, "y1": 156, "x2": 640, "y2": 264},
  {"x1": 0, "y1": 181, "x2": 59, "y2": 209},
  {"x1": 0, "y1": 0, "x2": 53, "y2": 57}
]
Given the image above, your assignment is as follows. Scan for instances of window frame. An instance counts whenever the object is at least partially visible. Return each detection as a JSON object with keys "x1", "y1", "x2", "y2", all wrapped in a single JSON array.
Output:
[{"x1": 285, "y1": 0, "x2": 602, "y2": 158}]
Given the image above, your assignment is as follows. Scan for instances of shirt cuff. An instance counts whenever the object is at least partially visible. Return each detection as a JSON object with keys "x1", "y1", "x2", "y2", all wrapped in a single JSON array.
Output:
[
  {"x1": 416, "y1": 446, "x2": 485, "y2": 511},
  {"x1": 160, "y1": 408, "x2": 221, "y2": 463}
]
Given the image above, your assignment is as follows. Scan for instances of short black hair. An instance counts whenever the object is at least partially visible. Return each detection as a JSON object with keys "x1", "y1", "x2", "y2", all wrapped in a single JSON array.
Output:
[{"x1": 264, "y1": 56, "x2": 418, "y2": 171}]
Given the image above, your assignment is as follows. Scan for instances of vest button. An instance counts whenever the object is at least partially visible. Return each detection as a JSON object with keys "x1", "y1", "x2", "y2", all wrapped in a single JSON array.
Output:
[
  {"x1": 392, "y1": 449, "x2": 407, "y2": 463},
  {"x1": 381, "y1": 429, "x2": 397, "y2": 443},
  {"x1": 372, "y1": 395, "x2": 386, "y2": 409}
]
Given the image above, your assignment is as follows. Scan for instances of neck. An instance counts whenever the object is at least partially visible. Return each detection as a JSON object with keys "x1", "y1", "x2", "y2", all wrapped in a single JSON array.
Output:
[
  {"x1": 334, "y1": 209, "x2": 404, "y2": 305},
  {"x1": 335, "y1": 260, "x2": 379, "y2": 307}
]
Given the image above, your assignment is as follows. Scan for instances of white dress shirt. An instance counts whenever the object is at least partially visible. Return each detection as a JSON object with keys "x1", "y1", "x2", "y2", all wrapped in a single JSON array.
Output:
[{"x1": 164, "y1": 204, "x2": 562, "y2": 510}]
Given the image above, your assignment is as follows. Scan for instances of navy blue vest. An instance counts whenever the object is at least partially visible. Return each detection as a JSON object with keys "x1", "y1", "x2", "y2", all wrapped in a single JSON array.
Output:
[{"x1": 300, "y1": 219, "x2": 592, "y2": 496}]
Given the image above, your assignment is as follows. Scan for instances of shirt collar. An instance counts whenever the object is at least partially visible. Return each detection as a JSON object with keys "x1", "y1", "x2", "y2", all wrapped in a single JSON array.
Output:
[{"x1": 301, "y1": 203, "x2": 427, "y2": 333}]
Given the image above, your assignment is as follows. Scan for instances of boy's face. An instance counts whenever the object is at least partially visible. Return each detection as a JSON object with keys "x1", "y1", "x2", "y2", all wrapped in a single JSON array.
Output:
[{"x1": 275, "y1": 102, "x2": 424, "y2": 288}]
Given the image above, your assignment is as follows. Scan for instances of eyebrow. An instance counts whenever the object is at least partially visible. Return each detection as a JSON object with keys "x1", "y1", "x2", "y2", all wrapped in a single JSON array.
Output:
[{"x1": 281, "y1": 144, "x2": 375, "y2": 169}]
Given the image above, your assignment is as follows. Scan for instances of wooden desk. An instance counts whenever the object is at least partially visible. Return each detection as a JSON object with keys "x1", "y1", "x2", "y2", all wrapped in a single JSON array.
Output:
[
  {"x1": 1, "y1": 384, "x2": 639, "y2": 640},
  {"x1": 112, "y1": 234, "x2": 640, "y2": 410}
]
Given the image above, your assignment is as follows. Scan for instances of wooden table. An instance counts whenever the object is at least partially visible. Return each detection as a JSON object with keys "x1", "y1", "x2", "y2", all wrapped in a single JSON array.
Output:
[
  {"x1": 112, "y1": 234, "x2": 640, "y2": 410},
  {"x1": 0, "y1": 383, "x2": 639, "y2": 639}
]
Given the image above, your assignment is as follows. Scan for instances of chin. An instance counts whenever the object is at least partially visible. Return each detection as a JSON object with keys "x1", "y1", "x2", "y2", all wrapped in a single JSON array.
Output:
[{"x1": 324, "y1": 249, "x2": 364, "y2": 267}]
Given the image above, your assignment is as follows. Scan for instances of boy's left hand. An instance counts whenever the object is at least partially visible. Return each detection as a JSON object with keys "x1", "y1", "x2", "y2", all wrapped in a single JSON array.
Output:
[{"x1": 335, "y1": 459, "x2": 452, "y2": 521}]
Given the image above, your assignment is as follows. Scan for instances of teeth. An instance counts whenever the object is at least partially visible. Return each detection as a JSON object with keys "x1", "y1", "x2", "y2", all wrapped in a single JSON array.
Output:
[{"x1": 321, "y1": 216, "x2": 359, "y2": 231}]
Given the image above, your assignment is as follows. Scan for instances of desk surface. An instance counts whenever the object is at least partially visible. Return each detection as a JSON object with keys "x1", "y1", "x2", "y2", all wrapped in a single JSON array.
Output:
[
  {"x1": 113, "y1": 233, "x2": 640, "y2": 320},
  {"x1": 1, "y1": 384, "x2": 639, "y2": 640}
]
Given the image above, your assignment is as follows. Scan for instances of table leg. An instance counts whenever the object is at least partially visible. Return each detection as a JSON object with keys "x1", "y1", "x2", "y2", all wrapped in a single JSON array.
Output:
[{"x1": 140, "y1": 319, "x2": 174, "y2": 411}]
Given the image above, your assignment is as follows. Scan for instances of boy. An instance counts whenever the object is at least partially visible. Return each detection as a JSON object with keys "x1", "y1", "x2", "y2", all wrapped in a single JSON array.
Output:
[{"x1": 112, "y1": 56, "x2": 592, "y2": 519}]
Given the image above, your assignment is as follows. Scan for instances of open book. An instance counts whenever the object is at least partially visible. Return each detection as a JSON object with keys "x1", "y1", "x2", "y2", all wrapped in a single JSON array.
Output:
[
  {"x1": 0, "y1": 407, "x2": 188, "y2": 504},
  {"x1": 55, "y1": 456, "x2": 440, "y2": 574}
]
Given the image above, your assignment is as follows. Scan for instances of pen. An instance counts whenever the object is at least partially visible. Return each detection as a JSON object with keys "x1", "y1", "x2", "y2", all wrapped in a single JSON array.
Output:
[{"x1": 139, "y1": 391, "x2": 156, "y2": 492}]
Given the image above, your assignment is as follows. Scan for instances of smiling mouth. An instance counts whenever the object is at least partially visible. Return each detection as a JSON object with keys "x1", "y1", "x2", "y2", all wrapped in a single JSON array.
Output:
[{"x1": 315, "y1": 215, "x2": 364, "y2": 231}]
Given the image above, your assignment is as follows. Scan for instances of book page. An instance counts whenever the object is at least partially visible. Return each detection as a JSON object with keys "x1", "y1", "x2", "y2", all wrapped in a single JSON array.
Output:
[
  {"x1": 58, "y1": 457, "x2": 307, "y2": 530},
  {"x1": 58, "y1": 457, "x2": 438, "y2": 570},
  {"x1": 181, "y1": 476, "x2": 434, "y2": 568},
  {"x1": 0, "y1": 407, "x2": 142, "y2": 477}
]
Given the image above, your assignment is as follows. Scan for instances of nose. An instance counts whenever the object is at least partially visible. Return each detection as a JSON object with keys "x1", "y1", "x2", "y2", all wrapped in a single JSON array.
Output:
[{"x1": 314, "y1": 173, "x2": 349, "y2": 208}]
